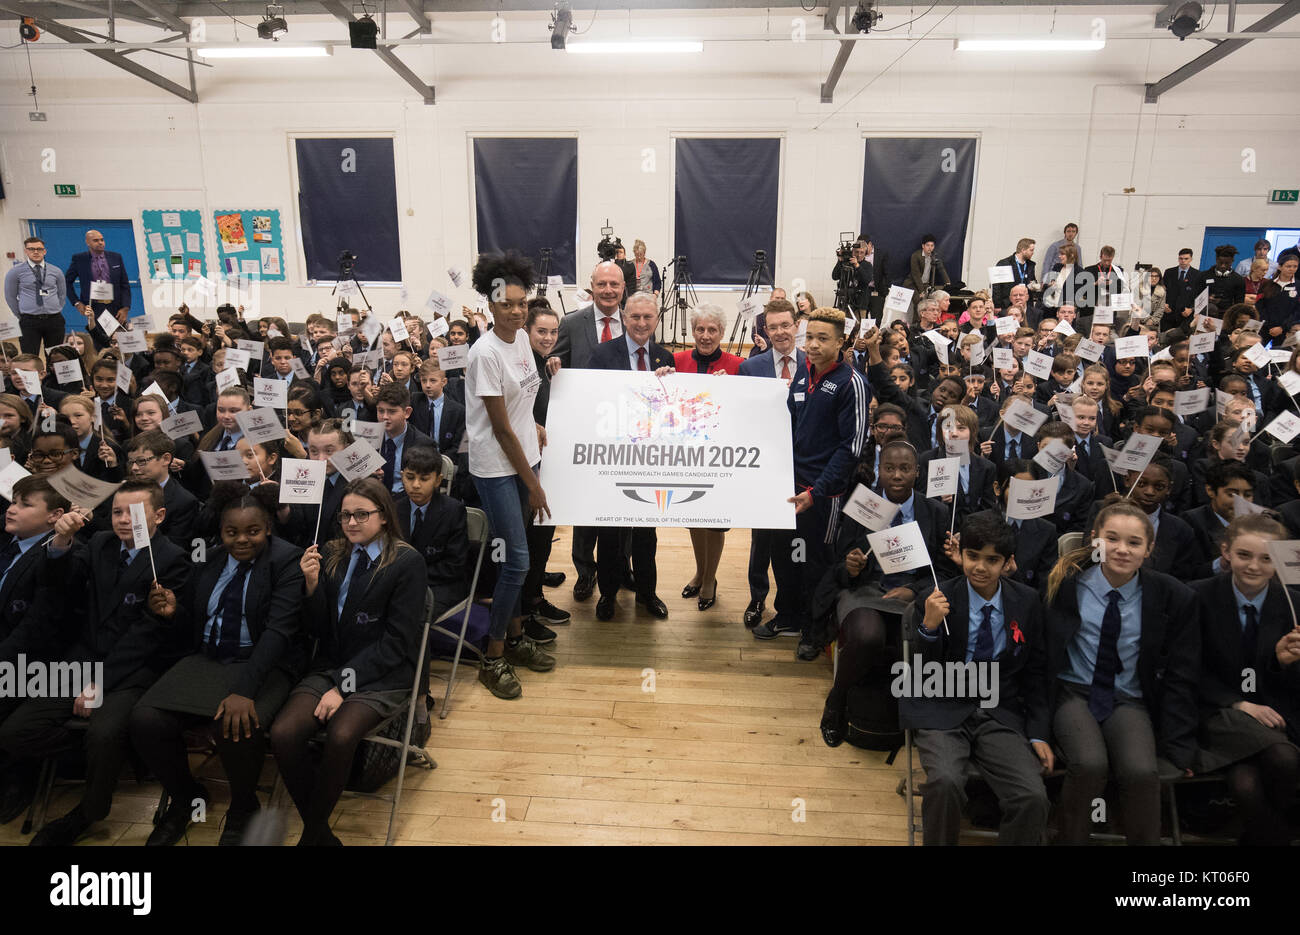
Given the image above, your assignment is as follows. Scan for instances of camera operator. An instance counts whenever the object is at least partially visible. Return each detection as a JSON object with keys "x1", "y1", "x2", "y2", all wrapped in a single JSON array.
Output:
[
  {"x1": 829, "y1": 236, "x2": 874, "y2": 313},
  {"x1": 598, "y1": 231, "x2": 637, "y2": 307}
]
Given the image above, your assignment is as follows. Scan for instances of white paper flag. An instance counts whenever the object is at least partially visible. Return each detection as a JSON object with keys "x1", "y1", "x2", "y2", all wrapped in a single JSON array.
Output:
[
  {"x1": 48, "y1": 464, "x2": 121, "y2": 511},
  {"x1": 236, "y1": 339, "x2": 265, "y2": 359},
  {"x1": 1188, "y1": 331, "x2": 1217, "y2": 355},
  {"x1": 987, "y1": 265, "x2": 1014, "y2": 284},
  {"x1": 215, "y1": 367, "x2": 241, "y2": 393},
  {"x1": 842, "y1": 484, "x2": 901, "y2": 532},
  {"x1": 0, "y1": 320, "x2": 21, "y2": 341},
  {"x1": 1074, "y1": 338, "x2": 1104, "y2": 363},
  {"x1": 0, "y1": 462, "x2": 30, "y2": 502},
  {"x1": 865, "y1": 521, "x2": 933, "y2": 575},
  {"x1": 128, "y1": 500, "x2": 151, "y2": 550},
  {"x1": 1280, "y1": 370, "x2": 1300, "y2": 396},
  {"x1": 253, "y1": 377, "x2": 289, "y2": 409},
  {"x1": 1001, "y1": 397, "x2": 1048, "y2": 436},
  {"x1": 349, "y1": 421, "x2": 384, "y2": 448},
  {"x1": 992, "y1": 348, "x2": 1015, "y2": 370},
  {"x1": 160, "y1": 410, "x2": 203, "y2": 440},
  {"x1": 1244, "y1": 342, "x2": 1272, "y2": 369},
  {"x1": 1173, "y1": 387, "x2": 1211, "y2": 416},
  {"x1": 426, "y1": 316, "x2": 450, "y2": 339},
  {"x1": 426, "y1": 290, "x2": 453, "y2": 317},
  {"x1": 1006, "y1": 476, "x2": 1059, "y2": 521},
  {"x1": 1052, "y1": 319, "x2": 1075, "y2": 337},
  {"x1": 1194, "y1": 287, "x2": 1210, "y2": 315},
  {"x1": 884, "y1": 286, "x2": 914, "y2": 318},
  {"x1": 199, "y1": 450, "x2": 251, "y2": 482},
  {"x1": 437, "y1": 345, "x2": 469, "y2": 371},
  {"x1": 1263, "y1": 411, "x2": 1300, "y2": 444},
  {"x1": 1232, "y1": 493, "x2": 1268, "y2": 518},
  {"x1": 1111, "y1": 293, "x2": 1133, "y2": 311},
  {"x1": 223, "y1": 348, "x2": 252, "y2": 372},
  {"x1": 236, "y1": 407, "x2": 287, "y2": 444},
  {"x1": 115, "y1": 329, "x2": 147, "y2": 354},
  {"x1": 995, "y1": 316, "x2": 1019, "y2": 337},
  {"x1": 1033, "y1": 438, "x2": 1073, "y2": 475},
  {"x1": 1114, "y1": 335, "x2": 1148, "y2": 360},
  {"x1": 1112, "y1": 433, "x2": 1162, "y2": 474},
  {"x1": 115, "y1": 363, "x2": 133, "y2": 394},
  {"x1": 1091, "y1": 307, "x2": 1114, "y2": 325},
  {"x1": 1266, "y1": 539, "x2": 1300, "y2": 587},
  {"x1": 97, "y1": 309, "x2": 121, "y2": 336},
  {"x1": 52, "y1": 361, "x2": 82, "y2": 385},
  {"x1": 12, "y1": 369, "x2": 43, "y2": 396},
  {"x1": 330, "y1": 439, "x2": 386, "y2": 481},
  {"x1": 278, "y1": 458, "x2": 327, "y2": 504},
  {"x1": 926, "y1": 457, "x2": 961, "y2": 499},
  {"x1": 1023, "y1": 351, "x2": 1053, "y2": 380},
  {"x1": 388, "y1": 318, "x2": 410, "y2": 342},
  {"x1": 447, "y1": 266, "x2": 466, "y2": 288}
]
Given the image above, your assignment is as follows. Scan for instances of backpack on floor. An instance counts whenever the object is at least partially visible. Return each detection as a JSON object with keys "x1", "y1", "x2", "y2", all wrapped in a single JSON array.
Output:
[{"x1": 347, "y1": 693, "x2": 434, "y2": 793}]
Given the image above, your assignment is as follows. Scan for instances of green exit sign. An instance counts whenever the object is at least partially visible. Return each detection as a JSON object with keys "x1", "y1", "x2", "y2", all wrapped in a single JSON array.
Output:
[
  {"x1": 53, "y1": 183, "x2": 78, "y2": 197},
  {"x1": 1270, "y1": 189, "x2": 1299, "y2": 204}
]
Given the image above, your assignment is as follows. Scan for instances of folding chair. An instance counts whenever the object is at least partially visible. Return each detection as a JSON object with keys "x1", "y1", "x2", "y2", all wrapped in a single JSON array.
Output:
[
  {"x1": 429, "y1": 506, "x2": 489, "y2": 719},
  {"x1": 22, "y1": 719, "x2": 89, "y2": 835},
  {"x1": 1057, "y1": 532, "x2": 1083, "y2": 557},
  {"x1": 440, "y1": 455, "x2": 456, "y2": 496}
]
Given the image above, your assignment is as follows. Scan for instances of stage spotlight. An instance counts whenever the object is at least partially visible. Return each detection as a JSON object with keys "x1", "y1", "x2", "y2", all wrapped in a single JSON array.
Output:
[
  {"x1": 551, "y1": 1, "x2": 573, "y2": 50},
  {"x1": 258, "y1": 4, "x2": 288, "y2": 40},
  {"x1": 349, "y1": 14, "x2": 378, "y2": 48},
  {"x1": 1166, "y1": 2, "x2": 1202, "y2": 40}
]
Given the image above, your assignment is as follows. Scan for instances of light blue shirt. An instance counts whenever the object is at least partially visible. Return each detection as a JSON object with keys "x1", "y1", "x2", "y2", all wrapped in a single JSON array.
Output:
[
  {"x1": 0, "y1": 532, "x2": 47, "y2": 594},
  {"x1": 386, "y1": 427, "x2": 409, "y2": 494},
  {"x1": 409, "y1": 501, "x2": 427, "y2": 535},
  {"x1": 958, "y1": 462, "x2": 970, "y2": 496},
  {"x1": 3, "y1": 260, "x2": 67, "y2": 317},
  {"x1": 1063, "y1": 565, "x2": 1143, "y2": 701},
  {"x1": 216, "y1": 429, "x2": 244, "y2": 452},
  {"x1": 1148, "y1": 505, "x2": 1162, "y2": 536},
  {"x1": 1003, "y1": 429, "x2": 1024, "y2": 460},
  {"x1": 964, "y1": 581, "x2": 1006, "y2": 662},
  {"x1": 624, "y1": 333, "x2": 652, "y2": 371},
  {"x1": 337, "y1": 539, "x2": 382, "y2": 619},
  {"x1": 429, "y1": 394, "x2": 445, "y2": 441},
  {"x1": 1232, "y1": 582, "x2": 1267, "y2": 634},
  {"x1": 202, "y1": 555, "x2": 255, "y2": 649}
]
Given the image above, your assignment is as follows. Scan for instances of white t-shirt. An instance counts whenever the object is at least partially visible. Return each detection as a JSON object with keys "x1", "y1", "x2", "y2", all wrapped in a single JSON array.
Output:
[{"x1": 465, "y1": 328, "x2": 541, "y2": 478}]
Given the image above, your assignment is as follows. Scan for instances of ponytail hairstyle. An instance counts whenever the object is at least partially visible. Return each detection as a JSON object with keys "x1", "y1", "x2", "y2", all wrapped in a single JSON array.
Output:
[{"x1": 1046, "y1": 499, "x2": 1154, "y2": 602}]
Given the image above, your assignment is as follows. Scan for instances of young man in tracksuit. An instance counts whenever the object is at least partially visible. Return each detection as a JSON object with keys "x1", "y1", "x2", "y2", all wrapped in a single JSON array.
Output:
[{"x1": 760, "y1": 307, "x2": 870, "y2": 661}]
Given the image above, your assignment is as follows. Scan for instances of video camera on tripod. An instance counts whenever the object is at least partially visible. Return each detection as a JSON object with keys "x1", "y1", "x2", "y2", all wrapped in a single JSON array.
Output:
[{"x1": 596, "y1": 221, "x2": 623, "y2": 262}]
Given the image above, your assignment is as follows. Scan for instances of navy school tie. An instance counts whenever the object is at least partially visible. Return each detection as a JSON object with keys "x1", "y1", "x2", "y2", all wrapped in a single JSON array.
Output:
[
  {"x1": 210, "y1": 561, "x2": 254, "y2": 661},
  {"x1": 1089, "y1": 589, "x2": 1124, "y2": 721},
  {"x1": 972, "y1": 604, "x2": 995, "y2": 661}
]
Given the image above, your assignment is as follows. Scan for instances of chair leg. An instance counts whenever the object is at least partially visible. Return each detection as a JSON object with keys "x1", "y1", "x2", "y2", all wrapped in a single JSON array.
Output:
[
  {"x1": 154, "y1": 788, "x2": 170, "y2": 826},
  {"x1": 21, "y1": 758, "x2": 54, "y2": 835},
  {"x1": 439, "y1": 603, "x2": 476, "y2": 720},
  {"x1": 905, "y1": 729, "x2": 916, "y2": 847},
  {"x1": 1167, "y1": 783, "x2": 1182, "y2": 847}
]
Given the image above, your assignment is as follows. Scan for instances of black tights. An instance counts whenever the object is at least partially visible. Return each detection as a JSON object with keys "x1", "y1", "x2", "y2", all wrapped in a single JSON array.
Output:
[
  {"x1": 130, "y1": 704, "x2": 268, "y2": 815},
  {"x1": 269, "y1": 693, "x2": 382, "y2": 844},
  {"x1": 1225, "y1": 742, "x2": 1299, "y2": 846},
  {"x1": 825, "y1": 608, "x2": 894, "y2": 713}
]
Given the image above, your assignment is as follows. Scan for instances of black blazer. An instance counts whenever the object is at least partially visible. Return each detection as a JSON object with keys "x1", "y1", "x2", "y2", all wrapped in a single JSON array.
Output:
[
  {"x1": 1192, "y1": 574, "x2": 1300, "y2": 741},
  {"x1": 78, "y1": 436, "x2": 125, "y2": 484},
  {"x1": 901, "y1": 575, "x2": 1050, "y2": 740},
  {"x1": 409, "y1": 394, "x2": 466, "y2": 455},
  {"x1": 394, "y1": 492, "x2": 470, "y2": 613},
  {"x1": 1163, "y1": 266, "x2": 1197, "y2": 315},
  {"x1": 1045, "y1": 567, "x2": 1201, "y2": 769},
  {"x1": 916, "y1": 448, "x2": 997, "y2": 521},
  {"x1": 981, "y1": 423, "x2": 1039, "y2": 472},
  {"x1": 284, "y1": 472, "x2": 349, "y2": 548},
  {"x1": 0, "y1": 532, "x2": 55, "y2": 660},
  {"x1": 161, "y1": 478, "x2": 198, "y2": 548},
  {"x1": 302, "y1": 541, "x2": 427, "y2": 694},
  {"x1": 177, "y1": 537, "x2": 305, "y2": 699},
  {"x1": 180, "y1": 360, "x2": 215, "y2": 410},
  {"x1": 1042, "y1": 468, "x2": 1095, "y2": 536},
  {"x1": 1071, "y1": 433, "x2": 1113, "y2": 496},
  {"x1": 588, "y1": 335, "x2": 674, "y2": 372},
  {"x1": 1181, "y1": 504, "x2": 1231, "y2": 579},
  {"x1": 36, "y1": 531, "x2": 191, "y2": 692},
  {"x1": 971, "y1": 511, "x2": 1056, "y2": 592}
]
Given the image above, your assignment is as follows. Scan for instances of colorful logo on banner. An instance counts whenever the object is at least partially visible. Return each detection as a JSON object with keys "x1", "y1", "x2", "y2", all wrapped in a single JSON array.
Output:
[
  {"x1": 616, "y1": 482, "x2": 713, "y2": 512},
  {"x1": 624, "y1": 386, "x2": 722, "y2": 443}
]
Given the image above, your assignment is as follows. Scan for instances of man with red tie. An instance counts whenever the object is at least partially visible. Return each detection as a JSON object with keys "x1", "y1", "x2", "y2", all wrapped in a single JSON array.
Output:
[
  {"x1": 737, "y1": 299, "x2": 805, "y2": 628},
  {"x1": 554, "y1": 261, "x2": 628, "y2": 601}
]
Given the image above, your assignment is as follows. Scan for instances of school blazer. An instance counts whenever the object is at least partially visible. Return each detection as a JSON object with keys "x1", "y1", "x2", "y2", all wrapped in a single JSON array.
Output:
[
  {"x1": 1042, "y1": 468, "x2": 1094, "y2": 536},
  {"x1": 588, "y1": 335, "x2": 674, "y2": 372},
  {"x1": 409, "y1": 395, "x2": 467, "y2": 456},
  {"x1": 985, "y1": 512, "x2": 1057, "y2": 592},
  {"x1": 303, "y1": 543, "x2": 427, "y2": 694},
  {"x1": 916, "y1": 448, "x2": 997, "y2": 520},
  {"x1": 180, "y1": 361, "x2": 215, "y2": 409},
  {"x1": 0, "y1": 533, "x2": 55, "y2": 661},
  {"x1": 394, "y1": 492, "x2": 470, "y2": 612},
  {"x1": 79, "y1": 437, "x2": 125, "y2": 484},
  {"x1": 1191, "y1": 574, "x2": 1300, "y2": 738},
  {"x1": 981, "y1": 424, "x2": 1039, "y2": 471},
  {"x1": 1045, "y1": 568, "x2": 1201, "y2": 769},
  {"x1": 160, "y1": 478, "x2": 198, "y2": 549},
  {"x1": 826, "y1": 494, "x2": 959, "y2": 595},
  {"x1": 284, "y1": 473, "x2": 350, "y2": 549},
  {"x1": 1181, "y1": 504, "x2": 1230, "y2": 580},
  {"x1": 180, "y1": 537, "x2": 305, "y2": 699},
  {"x1": 37, "y1": 531, "x2": 191, "y2": 693},
  {"x1": 900, "y1": 575, "x2": 1050, "y2": 740}
]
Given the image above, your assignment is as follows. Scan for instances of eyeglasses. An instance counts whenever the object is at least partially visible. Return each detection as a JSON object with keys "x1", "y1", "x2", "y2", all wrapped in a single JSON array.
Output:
[
  {"x1": 339, "y1": 509, "x2": 378, "y2": 525},
  {"x1": 126, "y1": 455, "x2": 158, "y2": 468},
  {"x1": 30, "y1": 450, "x2": 73, "y2": 461},
  {"x1": 872, "y1": 423, "x2": 904, "y2": 433}
]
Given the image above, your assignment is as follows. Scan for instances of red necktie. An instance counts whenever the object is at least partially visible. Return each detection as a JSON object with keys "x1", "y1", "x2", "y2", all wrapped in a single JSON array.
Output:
[
  {"x1": 600, "y1": 317, "x2": 613, "y2": 343},
  {"x1": 779, "y1": 356, "x2": 791, "y2": 383},
  {"x1": 636, "y1": 348, "x2": 647, "y2": 371}
]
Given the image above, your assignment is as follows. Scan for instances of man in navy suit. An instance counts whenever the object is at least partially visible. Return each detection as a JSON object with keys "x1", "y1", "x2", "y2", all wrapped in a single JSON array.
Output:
[
  {"x1": 737, "y1": 298, "x2": 805, "y2": 629},
  {"x1": 588, "y1": 293, "x2": 674, "y2": 621},
  {"x1": 65, "y1": 229, "x2": 132, "y2": 331}
]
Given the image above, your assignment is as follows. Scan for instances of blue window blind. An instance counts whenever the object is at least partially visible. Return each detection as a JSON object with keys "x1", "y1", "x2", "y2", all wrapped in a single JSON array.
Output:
[
  {"x1": 473, "y1": 138, "x2": 578, "y2": 283},
  {"x1": 674, "y1": 138, "x2": 779, "y2": 286},
  {"x1": 295, "y1": 137, "x2": 402, "y2": 282}
]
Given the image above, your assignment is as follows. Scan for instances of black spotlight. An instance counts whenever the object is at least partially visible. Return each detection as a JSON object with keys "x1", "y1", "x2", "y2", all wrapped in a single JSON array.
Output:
[
  {"x1": 349, "y1": 14, "x2": 378, "y2": 48},
  {"x1": 258, "y1": 4, "x2": 288, "y2": 40},
  {"x1": 851, "y1": 1, "x2": 881, "y2": 34},
  {"x1": 551, "y1": 1, "x2": 573, "y2": 50},
  {"x1": 1167, "y1": 2, "x2": 1202, "y2": 40}
]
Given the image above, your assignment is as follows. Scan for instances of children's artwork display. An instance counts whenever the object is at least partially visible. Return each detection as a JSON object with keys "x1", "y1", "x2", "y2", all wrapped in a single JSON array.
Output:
[
  {"x1": 141, "y1": 209, "x2": 207, "y2": 281},
  {"x1": 212, "y1": 209, "x2": 286, "y2": 282}
]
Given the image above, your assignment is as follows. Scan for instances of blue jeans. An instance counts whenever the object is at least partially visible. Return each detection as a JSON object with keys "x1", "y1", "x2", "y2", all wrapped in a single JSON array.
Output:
[{"x1": 472, "y1": 470, "x2": 534, "y2": 642}]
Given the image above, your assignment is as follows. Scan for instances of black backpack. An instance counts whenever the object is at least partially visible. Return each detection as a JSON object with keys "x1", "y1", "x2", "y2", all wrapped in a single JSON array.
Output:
[{"x1": 346, "y1": 694, "x2": 434, "y2": 793}]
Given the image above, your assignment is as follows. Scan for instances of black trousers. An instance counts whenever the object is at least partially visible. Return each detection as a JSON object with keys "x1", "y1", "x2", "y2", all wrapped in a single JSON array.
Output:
[
  {"x1": 521, "y1": 516, "x2": 555, "y2": 610},
  {"x1": 596, "y1": 526, "x2": 656, "y2": 601},
  {"x1": 18, "y1": 314, "x2": 65, "y2": 356}
]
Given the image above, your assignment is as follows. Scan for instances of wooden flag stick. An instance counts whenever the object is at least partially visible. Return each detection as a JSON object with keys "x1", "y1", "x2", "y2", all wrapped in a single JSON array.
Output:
[{"x1": 928, "y1": 564, "x2": 950, "y2": 636}]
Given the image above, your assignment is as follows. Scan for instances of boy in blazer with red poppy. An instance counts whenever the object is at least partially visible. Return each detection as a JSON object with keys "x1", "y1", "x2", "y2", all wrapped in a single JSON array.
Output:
[{"x1": 901, "y1": 512, "x2": 1053, "y2": 845}]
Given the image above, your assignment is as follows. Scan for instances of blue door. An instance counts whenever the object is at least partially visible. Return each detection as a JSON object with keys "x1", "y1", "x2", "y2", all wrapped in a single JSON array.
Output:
[
  {"x1": 27, "y1": 218, "x2": 144, "y2": 333},
  {"x1": 1199, "y1": 226, "x2": 1267, "y2": 272}
]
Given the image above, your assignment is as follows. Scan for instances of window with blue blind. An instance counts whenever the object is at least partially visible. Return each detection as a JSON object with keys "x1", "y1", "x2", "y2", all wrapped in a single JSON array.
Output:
[{"x1": 473, "y1": 137, "x2": 578, "y2": 283}]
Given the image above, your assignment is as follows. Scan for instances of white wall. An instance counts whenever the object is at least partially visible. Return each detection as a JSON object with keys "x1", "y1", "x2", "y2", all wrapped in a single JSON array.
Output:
[{"x1": 1, "y1": 5, "x2": 1298, "y2": 325}]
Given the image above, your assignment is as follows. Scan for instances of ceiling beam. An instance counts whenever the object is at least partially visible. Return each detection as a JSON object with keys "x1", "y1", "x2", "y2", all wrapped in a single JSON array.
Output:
[
  {"x1": 39, "y1": 0, "x2": 176, "y2": 28},
  {"x1": 18, "y1": 12, "x2": 198, "y2": 100},
  {"x1": 320, "y1": 0, "x2": 435, "y2": 103},
  {"x1": 399, "y1": 0, "x2": 431, "y2": 32},
  {"x1": 1145, "y1": 0, "x2": 1300, "y2": 101},
  {"x1": 129, "y1": 0, "x2": 187, "y2": 31},
  {"x1": 820, "y1": 39, "x2": 854, "y2": 103},
  {"x1": 823, "y1": 0, "x2": 843, "y2": 32}
]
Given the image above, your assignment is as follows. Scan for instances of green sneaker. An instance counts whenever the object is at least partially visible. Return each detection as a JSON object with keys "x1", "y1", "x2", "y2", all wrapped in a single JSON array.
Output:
[
  {"x1": 504, "y1": 635, "x2": 556, "y2": 672},
  {"x1": 478, "y1": 656, "x2": 522, "y2": 699}
]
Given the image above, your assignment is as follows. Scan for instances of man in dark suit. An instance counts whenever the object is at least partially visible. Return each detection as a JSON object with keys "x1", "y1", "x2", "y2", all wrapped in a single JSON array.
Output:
[
  {"x1": 65, "y1": 229, "x2": 132, "y2": 330},
  {"x1": 737, "y1": 299, "x2": 805, "y2": 628},
  {"x1": 554, "y1": 260, "x2": 628, "y2": 601},
  {"x1": 125, "y1": 431, "x2": 198, "y2": 549},
  {"x1": 902, "y1": 513, "x2": 1052, "y2": 845},
  {"x1": 587, "y1": 294, "x2": 673, "y2": 621},
  {"x1": 0, "y1": 482, "x2": 191, "y2": 846},
  {"x1": 1079, "y1": 246, "x2": 1124, "y2": 323},
  {"x1": 1163, "y1": 248, "x2": 1197, "y2": 326},
  {"x1": 992, "y1": 238, "x2": 1039, "y2": 310}
]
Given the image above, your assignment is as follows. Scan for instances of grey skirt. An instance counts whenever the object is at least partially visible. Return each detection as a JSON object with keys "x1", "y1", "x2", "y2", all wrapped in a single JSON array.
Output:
[
  {"x1": 290, "y1": 671, "x2": 409, "y2": 720},
  {"x1": 836, "y1": 585, "x2": 910, "y2": 622},
  {"x1": 139, "y1": 653, "x2": 293, "y2": 720},
  {"x1": 1195, "y1": 706, "x2": 1297, "y2": 774}
]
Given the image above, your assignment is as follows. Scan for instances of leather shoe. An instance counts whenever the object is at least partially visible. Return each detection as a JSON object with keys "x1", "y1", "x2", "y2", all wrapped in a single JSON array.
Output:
[
  {"x1": 30, "y1": 807, "x2": 92, "y2": 846},
  {"x1": 543, "y1": 571, "x2": 566, "y2": 589},
  {"x1": 621, "y1": 570, "x2": 637, "y2": 592},
  {"x1": 697, "y1": 584, "x2": 717, "y2": 612},
  {"x1": 796, "y1": 635, "x2": 823, "y2": 662},
  {"x1": 147, "y1": 790, "x2": 208, "y2": 846},
  {"x1": 637, "y1": 595, "x2": 669, "y2": 619},
  {"x1": 743, "y1": 599, "x2": 764, "y2": 629},
  {"x1": 820, "y1": 706, "x2": 846, "y2": 748},
  {"x1": 596, "y1": 595, "x2": 617, "y2": 621},
  {"x1": 681, "y1": 583, "x2": 701, "y2": 599},
  {"x1": 0, "y1": 776, "x2": 35, "y2": 825},
  {"x1": 573, "y1": 572, "x2": 596, "y2": 602}
]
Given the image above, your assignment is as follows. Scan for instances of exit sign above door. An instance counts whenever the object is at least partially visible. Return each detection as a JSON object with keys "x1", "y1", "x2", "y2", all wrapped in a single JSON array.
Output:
[
  {"x1": 53, "y1": 183, "x2": 79, "y2": 197},
  {"x1": 1270, "y1": 189, "x2": 1299, "y2": 204}
]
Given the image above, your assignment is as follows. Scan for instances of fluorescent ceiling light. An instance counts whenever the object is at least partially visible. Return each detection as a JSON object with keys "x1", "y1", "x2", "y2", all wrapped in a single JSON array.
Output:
[
  {"x1": 566, "y1": 40, "x2": 703, "y2": 54},
  {"x1": 196, "y1": 45, "x2": 332, "y2": 58},
  {"x1": 955, "y1": 38, "x2": 1105, "y2": 52}
]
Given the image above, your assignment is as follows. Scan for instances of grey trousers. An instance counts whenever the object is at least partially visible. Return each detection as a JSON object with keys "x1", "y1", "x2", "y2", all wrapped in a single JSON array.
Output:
[
  {"x1": 915, "y1": 709, "x2": 1049, "y2": 845},
  {"x1": 1052, "y1": 683, "x2": 1160, "y2": 845}
]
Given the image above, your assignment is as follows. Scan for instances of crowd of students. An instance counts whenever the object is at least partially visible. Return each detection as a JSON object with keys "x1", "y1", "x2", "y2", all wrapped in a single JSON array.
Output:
[{"x1": 0, "y1": 225, "x2": 1298, "y2": 846}]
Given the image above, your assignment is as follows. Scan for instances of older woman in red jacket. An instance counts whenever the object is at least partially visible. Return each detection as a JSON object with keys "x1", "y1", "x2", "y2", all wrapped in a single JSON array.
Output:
[{"x1": 673, "y1": 304, "x2": 743, "y2": 610}]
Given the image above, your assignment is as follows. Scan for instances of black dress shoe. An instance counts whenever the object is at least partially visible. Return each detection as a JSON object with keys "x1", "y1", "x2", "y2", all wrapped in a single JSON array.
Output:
[
  {"x1": 638, "y1": 595, "x2": 669, "y2": 619},
  {"x1": 820, "y1": 706, "x2": 846, "y2": 748},
  {"x1": 543, "y1": 571, "x2": 566, "y2": 589},
  {"x1": 596, "y1": 595, "x2": 617, "y2": 621},
  {"x1": 218, "y1": 806, "x2": 259, "y2": 846},
  {"x1": 743, "y1": 599, "x2": 765, "y2": 629},
  {"x1": 796, "y1": 636, "x2": 823, "y2": 662},
  {"x1": 681, "y1": 583, "x2": 701, "y2": 599},
  {"x1": 621, "y1": 570, "x2": 637, "y2": 592},
  {"x1": 697, "y1": 584, "x2": 717, "y2": 612},
  {"x1": 0, "y1": 777, "x2": 35, "y2": 825},
  {"x1": 147, "y1": 787, "x2": 209, "y2": 846},
  {"x1": 573, "y1": 572, "x2": 596, "y2": 602},
  {"x1": 30, "y1": 807, "x2": 92, "y2": 846}
]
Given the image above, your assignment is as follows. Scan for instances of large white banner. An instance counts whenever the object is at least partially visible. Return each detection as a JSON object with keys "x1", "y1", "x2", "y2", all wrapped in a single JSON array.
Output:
[{"x1": 541, "y1": 370, "x2": 796, "y2": 528}]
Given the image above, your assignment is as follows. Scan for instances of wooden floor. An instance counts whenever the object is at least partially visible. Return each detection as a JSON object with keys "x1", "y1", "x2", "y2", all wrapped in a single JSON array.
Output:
[{"x1": 0, "y1": 528, "x2": 910, "y2": 846}]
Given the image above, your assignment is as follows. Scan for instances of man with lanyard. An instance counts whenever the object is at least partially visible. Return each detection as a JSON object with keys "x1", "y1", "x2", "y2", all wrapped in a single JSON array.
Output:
[
  {"x1": 760, "y1": 307, "x2": 870, "y2": 662},
  {"x1": 992, "y1": 238, "x2": 1039, "y2": 311},
  {"x1": 4, "y1": 238, "x2": 67, "y2": 356}
]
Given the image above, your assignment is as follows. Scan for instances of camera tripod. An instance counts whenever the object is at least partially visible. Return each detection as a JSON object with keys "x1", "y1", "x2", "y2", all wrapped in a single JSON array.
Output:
[
  {"x1": 535, "y1": 247, "x2": 568, "y2": 315},
  {"x1": 658, "y1": 255, "x2": 695, "y2": 349},
  {"x1": 726, "y1": 250, "x2": 772, "y2": 355}
]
